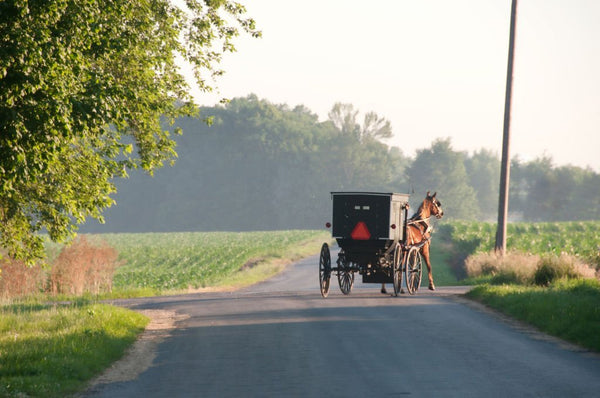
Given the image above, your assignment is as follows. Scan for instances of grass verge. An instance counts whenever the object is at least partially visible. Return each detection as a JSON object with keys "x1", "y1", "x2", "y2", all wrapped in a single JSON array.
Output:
[
  {"x1": 466, "y1": 278, "x2": 600, "y2": 352},
  {"x1": 425, "y1": 241, "x2": 459, "y2": 286},
  {"x1": 0, "y1": 300, "x2": 148, "y2": 398}
]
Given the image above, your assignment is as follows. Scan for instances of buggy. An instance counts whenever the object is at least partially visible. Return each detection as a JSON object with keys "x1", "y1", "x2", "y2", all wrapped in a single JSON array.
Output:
[{"x1": 319, "y1": 192, "x2": 426, "y2": 297}]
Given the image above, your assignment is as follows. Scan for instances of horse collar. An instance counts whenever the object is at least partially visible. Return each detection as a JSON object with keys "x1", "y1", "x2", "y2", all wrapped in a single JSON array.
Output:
[{"x1": 409, "y1": 215, "x2": 430, "y2": 234}]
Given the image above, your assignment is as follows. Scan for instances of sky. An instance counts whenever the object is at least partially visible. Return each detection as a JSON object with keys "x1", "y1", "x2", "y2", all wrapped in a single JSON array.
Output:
[{"x1": 187, "y1": 0, "x2": 600, "y2": 172}]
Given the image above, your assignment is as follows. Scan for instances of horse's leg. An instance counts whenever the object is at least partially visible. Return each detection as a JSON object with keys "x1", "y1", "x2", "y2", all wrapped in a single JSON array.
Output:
[
  {"x1": 421, "y1": 242, "x2": 435, "y2": 290},
  {"x1": 381, "y1": 283, "x2": 387, "y2": 294}
]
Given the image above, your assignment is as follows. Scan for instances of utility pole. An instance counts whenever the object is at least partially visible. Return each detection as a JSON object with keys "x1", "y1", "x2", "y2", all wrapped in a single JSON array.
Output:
[{"x1": 495, "y1": 0, "x2": 518, "y2": 254}]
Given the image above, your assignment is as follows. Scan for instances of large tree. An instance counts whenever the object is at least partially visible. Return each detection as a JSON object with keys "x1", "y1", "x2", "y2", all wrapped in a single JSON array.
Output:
[{"x1": 0, "y1": 0, "x2": 259, "y2": 263}]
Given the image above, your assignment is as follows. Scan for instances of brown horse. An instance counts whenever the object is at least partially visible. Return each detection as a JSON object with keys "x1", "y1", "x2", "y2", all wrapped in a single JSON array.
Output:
[{"x1": 381, "y1": 191, "x2": 444, "y2": 293}]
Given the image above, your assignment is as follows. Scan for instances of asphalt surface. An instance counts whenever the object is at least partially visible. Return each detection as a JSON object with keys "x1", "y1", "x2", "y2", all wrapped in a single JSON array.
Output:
[{"x1": 84, "y1": 251, "x2": 600, "y2": 397}]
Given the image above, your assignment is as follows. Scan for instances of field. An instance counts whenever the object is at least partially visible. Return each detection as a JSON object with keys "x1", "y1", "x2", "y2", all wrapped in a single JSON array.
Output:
[
  {"x1": 94, "y1": 230, "x2": 329, "y2": 295},
  {"x1": 438, "y1": 220, "x2": 600, "y2": 268}
]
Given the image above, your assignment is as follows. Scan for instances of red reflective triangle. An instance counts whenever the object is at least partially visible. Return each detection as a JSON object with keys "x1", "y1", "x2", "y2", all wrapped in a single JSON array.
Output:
[{"x1": 351, "y1": 221, "x2": 371, "y2": 240}]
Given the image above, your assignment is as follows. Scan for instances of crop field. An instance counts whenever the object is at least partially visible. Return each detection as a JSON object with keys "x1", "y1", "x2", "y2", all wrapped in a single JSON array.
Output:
[
  {"x1": 439, "y1": 221, "x2": 600, "y2": 267},
  {"x1": 89, "y1": 230, "x2": 329, "y2": 293}
]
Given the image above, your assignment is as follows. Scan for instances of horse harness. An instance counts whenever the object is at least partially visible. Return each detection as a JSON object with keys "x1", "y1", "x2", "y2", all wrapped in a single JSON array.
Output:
[{"x1": 406, "y1": 215, "x2": 432, "y2": 246}]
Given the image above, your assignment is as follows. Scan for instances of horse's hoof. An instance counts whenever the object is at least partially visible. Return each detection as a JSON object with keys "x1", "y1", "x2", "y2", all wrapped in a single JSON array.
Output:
[
  {"x1": 428, "y1": 284, "x2": 435, "y2": 291},
  {"x1": 381, "y1": 288, "x2": 387, "y2": 294}
]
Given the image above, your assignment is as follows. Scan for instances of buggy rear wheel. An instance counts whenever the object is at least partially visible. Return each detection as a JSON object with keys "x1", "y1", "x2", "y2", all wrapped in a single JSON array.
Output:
[
  {"x1": 319, "y1": 243, "x2": 332, "y2": 298},
  {"x1": 337, "y1": 268, "x2": 354, "y2": 295},
  {"x1": 392, "y1": 243, "x2": 403, "y2": 296},
  {"x1": 404, "y1": 246, "x2": 423, "y2": 295}
]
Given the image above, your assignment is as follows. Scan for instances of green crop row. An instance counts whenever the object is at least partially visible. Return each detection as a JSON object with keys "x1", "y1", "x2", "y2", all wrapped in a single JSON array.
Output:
[{"x1": 88, "y1": 230, "x2": 328, "y2": 292}]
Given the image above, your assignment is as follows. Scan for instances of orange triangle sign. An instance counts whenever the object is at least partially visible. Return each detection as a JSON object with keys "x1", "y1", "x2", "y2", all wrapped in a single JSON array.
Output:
[{"x1": 351, "y1": 221, "x2": 371, "y2": 240}]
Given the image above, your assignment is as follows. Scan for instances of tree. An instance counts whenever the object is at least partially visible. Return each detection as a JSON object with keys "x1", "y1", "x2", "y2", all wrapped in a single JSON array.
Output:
[
  {"x1": 407, "y1": 138, "x2": 479, "y2": 220},
  {"x1": 0, "y1": 0, "x2": 259, "y2": 263},
  {"x1": 464, "y1": 149, "x2": 500, "y2": 220},
  {"x1": 327, "y1": 102, "x2": 392, "y2": 142},
  {"x1": 81, "y1": 96, "x2": 407, "y2": 233}
]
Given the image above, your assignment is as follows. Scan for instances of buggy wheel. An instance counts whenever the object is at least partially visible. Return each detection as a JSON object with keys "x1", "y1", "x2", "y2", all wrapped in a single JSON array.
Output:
[
  {"x1": 336, "y1": 251, "x2": 354, "y2": 295},
  {"x1": 392, "y1": 243, "x2": 403, "y2": 296},
  {"x1": 337, "y1": 268, "x2": 354, "y2": 295},
  {"x1": 404, "y1": 246, "x2": 423, "y2": 295},
  {"x1": 319, "y1": 243, "x2": 332, "y2": 298}
]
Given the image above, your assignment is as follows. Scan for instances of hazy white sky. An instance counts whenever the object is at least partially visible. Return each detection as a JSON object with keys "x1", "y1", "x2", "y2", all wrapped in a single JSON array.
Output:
[{"x1": 191, "y1": 0, "x2": 600, "y2": 171}]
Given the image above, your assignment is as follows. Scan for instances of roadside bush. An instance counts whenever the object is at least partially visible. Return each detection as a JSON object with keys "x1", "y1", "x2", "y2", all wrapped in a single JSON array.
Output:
[
  {"x1": 1, "y1": 237, "x2": 119, "y2": 299},
  {"x1": 464, "y1": 250, "x2": 539, "y2": 285},
  {"x1": 533, "y1": 253, "x2": 596, "y2": 286},
  {"x1": 49, "y1": 236, "x2": 119, "y2": 295},
  {"x1": 0, "y1": 256, "x2": 45, "y2": 299},
  {"x1": 465, "y1": 250, "x2": 597, "y2": 286}
]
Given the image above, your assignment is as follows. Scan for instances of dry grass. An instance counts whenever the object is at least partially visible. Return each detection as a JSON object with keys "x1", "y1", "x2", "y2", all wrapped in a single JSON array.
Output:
[
  {"x1": 1, "y1": 236, "x2": 119, "y2": 299},
  {"x1": 49, "y1": 236, "x2": 118, "y2": 295},
  {"x1": 465, "y1": 250, "x2": 539, "y2": 284},
  {"x1": 465, "y1": 250, "x2": 597, "y2": 285},
  {"x1": 0, "y1": 258, "x2": 45, "y2": 299}
]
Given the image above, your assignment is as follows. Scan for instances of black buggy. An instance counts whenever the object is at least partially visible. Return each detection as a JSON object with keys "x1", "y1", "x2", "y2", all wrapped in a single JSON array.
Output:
[{"x1": 319, "y1": 192, "x2": 425, "y2": 297}]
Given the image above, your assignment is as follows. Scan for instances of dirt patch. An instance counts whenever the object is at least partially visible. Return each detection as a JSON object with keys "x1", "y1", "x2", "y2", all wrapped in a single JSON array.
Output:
[
  {"x1": 239, "y1": 258, "x2": 264, "y2": 271},
  {"x1": 81, "y1": 309, "x2": 189, "y2": 393}
]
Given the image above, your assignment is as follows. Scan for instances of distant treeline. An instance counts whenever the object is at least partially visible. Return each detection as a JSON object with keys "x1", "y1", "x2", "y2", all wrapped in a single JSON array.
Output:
[{"x1": 82, "y1": 95, "x2": 600, "y2": 233}]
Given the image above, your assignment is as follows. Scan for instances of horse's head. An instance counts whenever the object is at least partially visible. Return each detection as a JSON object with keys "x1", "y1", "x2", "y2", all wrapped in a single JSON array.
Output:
[{"x1": 425, "y1": 191, "x2": 444, "y2": 219}]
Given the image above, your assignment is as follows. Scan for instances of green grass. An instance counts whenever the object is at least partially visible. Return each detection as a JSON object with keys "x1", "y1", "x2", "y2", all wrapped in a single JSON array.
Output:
[
  {"x1": 0, "y1": 300, "x2": 148, "y2": 397},
  {"x1": 423, "y1": 240, "x2": 459, "y2": 286},
  {"x1": 466, "y1": 279, "x2": 600, "y2": 352}
]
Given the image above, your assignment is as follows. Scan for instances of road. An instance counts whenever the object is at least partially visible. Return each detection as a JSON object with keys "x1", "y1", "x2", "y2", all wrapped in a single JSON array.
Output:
[{"x1": 84, "y1": 251, "x2": 600, "y2": 397}]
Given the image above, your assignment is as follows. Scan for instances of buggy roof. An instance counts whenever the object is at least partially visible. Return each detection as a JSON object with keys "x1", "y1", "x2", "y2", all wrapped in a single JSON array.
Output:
[{"x1": 330, "y1": 191, "x2": 409, "y2": 197}]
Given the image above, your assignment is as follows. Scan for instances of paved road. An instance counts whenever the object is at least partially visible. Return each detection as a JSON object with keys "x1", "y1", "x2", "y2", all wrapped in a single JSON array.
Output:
[{"x1": 85, "y1": 251, "x2": 600, "y2": 397}]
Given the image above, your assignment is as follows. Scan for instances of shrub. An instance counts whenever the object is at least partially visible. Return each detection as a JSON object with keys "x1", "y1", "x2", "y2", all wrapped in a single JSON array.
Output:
[
  {"x1": 465, "y1": 251, "x2": 597, "y2": 286},
  {"x1": 465, "y1": 250, "x2": 539, "y2": 285},
  {"x1": 534, "y1": 253, "x2": 596, "y2": 286},
  {"x1": 1, "y1": 237, "x2": 120, "y2": 299},
  {"x1": 49, "y1": 236, "x2": 119, "y2": 295},
  {"x1": 0, "y1": 257, "x2": 45, "y2": 299}
]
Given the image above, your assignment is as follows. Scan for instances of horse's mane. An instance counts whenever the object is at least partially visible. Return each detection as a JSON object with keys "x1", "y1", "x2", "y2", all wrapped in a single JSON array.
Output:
[{"x1": 410, "y1": 199, "x2": 428, "y2": 221}]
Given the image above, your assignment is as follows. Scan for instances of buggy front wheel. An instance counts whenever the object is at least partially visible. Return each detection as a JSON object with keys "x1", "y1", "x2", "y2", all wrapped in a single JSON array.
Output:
[
  {"x1": 319, "y1": 243, "x2": 332, "y2": 297},
  {"x1": 404, "y1": 246, "x2": 423, "y2": 295}
]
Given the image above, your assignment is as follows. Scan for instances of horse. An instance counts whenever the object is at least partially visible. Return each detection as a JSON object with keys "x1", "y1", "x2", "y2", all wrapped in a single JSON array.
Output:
[{"x1": 381, "y1": 191, "x2": 444, "y2": 294}]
